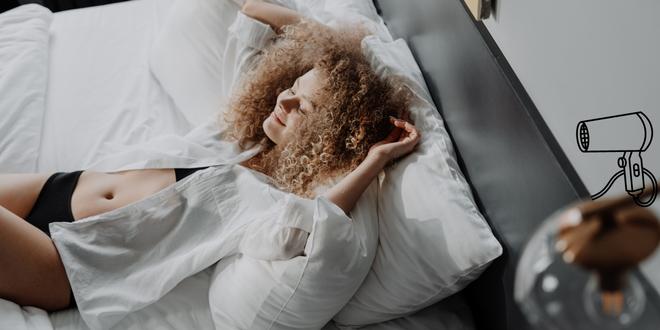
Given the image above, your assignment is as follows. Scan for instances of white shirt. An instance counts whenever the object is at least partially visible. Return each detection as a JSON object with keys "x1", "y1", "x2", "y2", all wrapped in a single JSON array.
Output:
[{"x1": 50, "y1": 163, "x2": 337, "y2": 329}]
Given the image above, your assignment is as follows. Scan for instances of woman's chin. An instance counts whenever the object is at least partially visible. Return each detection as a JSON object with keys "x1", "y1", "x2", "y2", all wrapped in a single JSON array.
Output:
[{"x1": 263, "y1": 120, "x2": 280, "y2": 145}]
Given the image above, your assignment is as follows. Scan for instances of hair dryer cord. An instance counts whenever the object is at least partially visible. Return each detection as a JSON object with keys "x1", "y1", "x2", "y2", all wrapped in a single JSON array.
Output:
[
  {"x1": 591, "y1": 169, "x2": 658, "y2": 207},
  {"x1": 591, "y1": 170, "x2": 624, "y2": 200},
  {"x1": 633, "y1": 169, "x2": 658, "y2": 207}
]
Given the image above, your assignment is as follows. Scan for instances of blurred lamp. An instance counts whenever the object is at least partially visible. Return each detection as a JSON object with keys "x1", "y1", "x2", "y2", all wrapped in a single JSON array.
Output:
[{"x1": 515, "y1": 189, "x2": 660, "y2": 329}]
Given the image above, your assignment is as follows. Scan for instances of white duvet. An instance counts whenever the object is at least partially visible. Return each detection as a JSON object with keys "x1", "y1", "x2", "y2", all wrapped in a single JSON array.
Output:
[{"x1": 0, "y1": 4, "x2": 51, "y2": 173}]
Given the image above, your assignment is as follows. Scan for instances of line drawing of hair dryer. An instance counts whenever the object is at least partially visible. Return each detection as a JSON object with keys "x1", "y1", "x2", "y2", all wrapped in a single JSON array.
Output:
[{"x1": 576, "y1": 111, "x2": 657, "y2": 207}]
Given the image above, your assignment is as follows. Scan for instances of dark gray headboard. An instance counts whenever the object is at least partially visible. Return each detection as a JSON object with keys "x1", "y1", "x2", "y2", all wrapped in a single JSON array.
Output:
[{"x1": 372, "y1": 0, "x2": 589, "y2": 329}]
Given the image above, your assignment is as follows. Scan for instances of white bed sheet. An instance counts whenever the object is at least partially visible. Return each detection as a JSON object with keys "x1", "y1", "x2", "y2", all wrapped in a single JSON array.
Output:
[
  {"x1": 50, "y1": 267, "x2": 216, "y2": 330},
  {"x1": 38, "y1": 0, "x2": 190, "y2": 173},
  {"x1": 0, "y1": 0, "x2": 475, "y2": 329}
]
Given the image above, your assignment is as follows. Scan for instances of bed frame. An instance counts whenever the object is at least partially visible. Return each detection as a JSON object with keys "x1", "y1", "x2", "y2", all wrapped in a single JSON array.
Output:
[{"x1": 372, "y1": 0, "x2": 588, "y2": 329}]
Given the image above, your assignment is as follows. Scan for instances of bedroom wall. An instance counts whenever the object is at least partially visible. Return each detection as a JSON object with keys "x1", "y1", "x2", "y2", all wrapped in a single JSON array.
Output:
[{"x1": 480, "y1": 0, "x2": 660, "y2": 285}]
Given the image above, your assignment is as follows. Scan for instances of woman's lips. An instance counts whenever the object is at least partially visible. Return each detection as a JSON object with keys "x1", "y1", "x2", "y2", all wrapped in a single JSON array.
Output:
[{"x1": 273, "y1": 108, "x2": 286, "y2": 126}]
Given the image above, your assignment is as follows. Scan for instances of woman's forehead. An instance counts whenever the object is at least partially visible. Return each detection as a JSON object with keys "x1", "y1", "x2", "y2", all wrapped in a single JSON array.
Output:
[
  {"x1": 296, "y1": 69, "x2": 325, "y2": 106},
  {"x1": 298, "y1": 69, "x2": 322, "y2": 89}
]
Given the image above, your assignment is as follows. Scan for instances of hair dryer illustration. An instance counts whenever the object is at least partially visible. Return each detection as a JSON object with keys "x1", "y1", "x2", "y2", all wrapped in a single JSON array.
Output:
[{"x1": 577, "y1": 111, "x2": 656, "y2": 207}]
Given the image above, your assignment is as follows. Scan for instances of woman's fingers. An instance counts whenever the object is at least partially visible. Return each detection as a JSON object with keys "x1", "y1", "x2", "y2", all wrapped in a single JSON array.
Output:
[
  {"x1": 385, "y1": 126, "x2": 403, "y2": 142},
  {"x1": 390, "y1": 117, "x2": 417, "y2": 132},
  {"x1": 393, "y1": 127, "x2": 421, "y2": 154},
  {"x1": 376, "y1": 117, "x2": 421, "y2": 160},
  {"x1": 390, "y1": 118, "x2": 420, "y2": 141},
  {"x1": 393, "y1": 119, "x2": 416, "y2": 132}
]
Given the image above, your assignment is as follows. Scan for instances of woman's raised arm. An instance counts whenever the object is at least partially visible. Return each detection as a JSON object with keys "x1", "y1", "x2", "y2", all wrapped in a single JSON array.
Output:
[
  {"x1": 323, "y1": 117, "x2": 421, "y2": 216},
  {"x1": 241, "y1": 0, "x2": 303, "y2": 34}
]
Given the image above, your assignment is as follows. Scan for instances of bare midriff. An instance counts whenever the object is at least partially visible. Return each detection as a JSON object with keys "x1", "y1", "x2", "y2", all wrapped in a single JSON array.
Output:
[{"x1": 70, "y1": 169, "x2": 176, "y2": 221}]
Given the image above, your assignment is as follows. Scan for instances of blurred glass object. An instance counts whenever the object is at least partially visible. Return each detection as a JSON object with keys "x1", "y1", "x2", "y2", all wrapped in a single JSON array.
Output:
[{"x1": 515, "y1": 189, "x2": 659, "y2": 329}]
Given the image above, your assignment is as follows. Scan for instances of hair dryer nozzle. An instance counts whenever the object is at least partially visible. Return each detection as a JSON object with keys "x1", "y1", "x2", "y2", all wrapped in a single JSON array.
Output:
[{"x1": 576, "y1": 112, "x2": 653, "y2": 153}]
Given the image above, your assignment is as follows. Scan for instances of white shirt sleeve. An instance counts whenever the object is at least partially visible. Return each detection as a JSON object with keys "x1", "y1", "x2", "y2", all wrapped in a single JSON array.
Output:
[
  {"x1": 221, "y1": 11, "x2": 278, "y2": 104},
  {"x1": 239, "y1": 194, "x2": 315, "y2": 260}
]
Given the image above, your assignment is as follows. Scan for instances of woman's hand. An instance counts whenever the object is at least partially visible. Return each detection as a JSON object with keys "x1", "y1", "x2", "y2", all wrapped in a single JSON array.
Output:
[
  {"x1": 367, "y1": 117, "x2": 421, "y2": 165},
  {"x1": 240, "y1": 0, "x2": 302, "y2": 34},
  {"x1": 322, "y1": 117, "x2": 420, "y2": 216}
]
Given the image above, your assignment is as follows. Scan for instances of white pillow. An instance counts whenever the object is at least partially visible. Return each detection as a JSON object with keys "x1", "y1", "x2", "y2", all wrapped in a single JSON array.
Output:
[
  {"x1": 208, "y1": 181, "x2": 379, "y2": 329},
  {"x1": 149, "y1": 0, "x2": 241, "y2": 126},
  {"x1": 0, "y1": 4, "x2": 51, "y2": 172},
  {"x1": 294, "y1": 0, "x2": 392, "y2": 42},
  {"x1": 333, "y1": 36, "x2": 503, "y2": 325},
  {"x1": 149, "y1": 0, "x2": 390, "y2": 128}
]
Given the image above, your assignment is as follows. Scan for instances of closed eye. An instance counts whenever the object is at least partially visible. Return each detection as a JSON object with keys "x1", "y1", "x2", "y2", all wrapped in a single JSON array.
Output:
[{"x1": 289, "y1": 80, "x2": 310, "y2": 115}]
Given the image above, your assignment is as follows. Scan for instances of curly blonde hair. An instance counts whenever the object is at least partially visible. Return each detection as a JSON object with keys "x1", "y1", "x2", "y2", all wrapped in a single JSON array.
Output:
[{"x1": 222, "y1": 20, "x2": 412, "y2": 197}]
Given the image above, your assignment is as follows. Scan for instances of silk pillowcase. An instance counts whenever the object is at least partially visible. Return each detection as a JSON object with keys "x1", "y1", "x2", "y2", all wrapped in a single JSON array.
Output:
[
  {"x1": 149, "y1": 0, "x2": 241, "y2": 126},
  {"x1": 333, "y1": 36, "x2": 503, "y2": 325},
  {"x1": 148, "y1": 0, "x2": 389, "y2": 128}
]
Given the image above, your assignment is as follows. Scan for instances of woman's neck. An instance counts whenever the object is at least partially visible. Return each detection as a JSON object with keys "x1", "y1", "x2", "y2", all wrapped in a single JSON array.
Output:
[{"x1": 239, "y1": 153, "x2": 270, "y2": 177}]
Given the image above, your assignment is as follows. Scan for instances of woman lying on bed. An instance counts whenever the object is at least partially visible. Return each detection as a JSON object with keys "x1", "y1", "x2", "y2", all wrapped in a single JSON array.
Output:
[{"x1": 0, "y1": 0, "x2": 419, "y2": 312}]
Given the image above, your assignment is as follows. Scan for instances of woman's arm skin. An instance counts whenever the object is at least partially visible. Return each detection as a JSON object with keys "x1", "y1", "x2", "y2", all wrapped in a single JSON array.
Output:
[
  {"x1": 323, "y1": 117, "x2": 421, "y2": 215},
  {"x1": 241, "y1": 0, "x2": 303, "y2": 34}
]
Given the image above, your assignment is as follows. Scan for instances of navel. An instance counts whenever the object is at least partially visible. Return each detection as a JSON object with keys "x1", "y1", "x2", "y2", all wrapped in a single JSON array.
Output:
[{"x1": 104, "y1": 192, "x2": 114, "y2": 200}]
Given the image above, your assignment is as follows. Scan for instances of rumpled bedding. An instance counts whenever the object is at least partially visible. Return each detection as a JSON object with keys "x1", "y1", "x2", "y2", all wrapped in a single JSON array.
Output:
[
  {"x1": 0, "y1": 4, "x2": 51, "y2": 173},
  {"x1": 38, "y1": 0, "x2": 187, "y2": 173}
]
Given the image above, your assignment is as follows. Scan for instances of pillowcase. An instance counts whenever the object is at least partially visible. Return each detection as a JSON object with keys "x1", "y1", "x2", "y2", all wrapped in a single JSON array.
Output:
[
  {"x1": 149, "y1": 0, "x2": 241, "y2": 126},
  {"x1": 333, "y1": 36, "x2": 503, "y2": 325},
  {"x1": 292, "y1": 0, "x2": 392, "y2": 42},
  {"x1": 149, "y1": 0, "x2": 390, "y2": 128},
  {"x1": 0, "y1": 4, "x2": 52, "y2": 172},
  {"x1": 208, "y1": 178, "x2": 380, "y2": 329}
]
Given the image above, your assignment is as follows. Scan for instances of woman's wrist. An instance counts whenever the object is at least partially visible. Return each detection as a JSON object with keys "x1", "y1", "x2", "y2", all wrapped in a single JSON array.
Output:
[
  {"x1": 322, "y1": 154, "x2": 384, "y2": 216},
  {"x1": 364, "y1": 150, "x2": 390, "y2": 172},
  {"x1": 240, "y1": 1, "x2": 259, "y2": 19},
  {"x1": 353, "y1": 155, "x2": 385, "y2": 186}
]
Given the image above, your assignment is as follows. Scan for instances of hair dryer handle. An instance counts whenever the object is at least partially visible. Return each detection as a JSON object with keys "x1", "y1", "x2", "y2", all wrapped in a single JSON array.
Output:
[{"x1": 619, "y1": 152, "x2": 645, "y2": 194}]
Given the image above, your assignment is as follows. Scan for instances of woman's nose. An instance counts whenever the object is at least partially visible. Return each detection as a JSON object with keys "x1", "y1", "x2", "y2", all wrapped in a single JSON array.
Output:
[{"x1": 279, "y1": 97, "x2": 298, "y2": 113}]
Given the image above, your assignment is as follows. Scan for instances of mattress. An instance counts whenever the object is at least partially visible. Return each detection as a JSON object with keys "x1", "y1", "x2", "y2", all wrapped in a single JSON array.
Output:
[{"x1": 1, "y1": 0, "x2": 476, "y2": 328}]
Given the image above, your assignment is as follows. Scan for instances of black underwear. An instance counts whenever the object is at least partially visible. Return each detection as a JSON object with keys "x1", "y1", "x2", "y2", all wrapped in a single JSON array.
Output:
[
  {"x1": 25, "y1": 171, "x2": 83, "y2": 237},
  {"x1": 26, "y1": 167, "x2": 210, "y2": 237},
  {"x1": 174, "y1": 166, "x2": 210, "y2": 182},
  {"x1": 24, "y1": 167, "x2": 208, "y2": 309}
]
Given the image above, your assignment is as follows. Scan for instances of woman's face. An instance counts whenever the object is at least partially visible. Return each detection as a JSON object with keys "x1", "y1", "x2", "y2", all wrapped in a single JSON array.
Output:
[{"x1": 263, "y1": 69, "x2": 324, "y2": 145}]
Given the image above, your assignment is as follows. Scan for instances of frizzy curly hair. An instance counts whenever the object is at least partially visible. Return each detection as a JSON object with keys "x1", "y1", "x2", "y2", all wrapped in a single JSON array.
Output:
[{"x1": 221, "y1": 19, "x2": 412, "y2": 198}]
